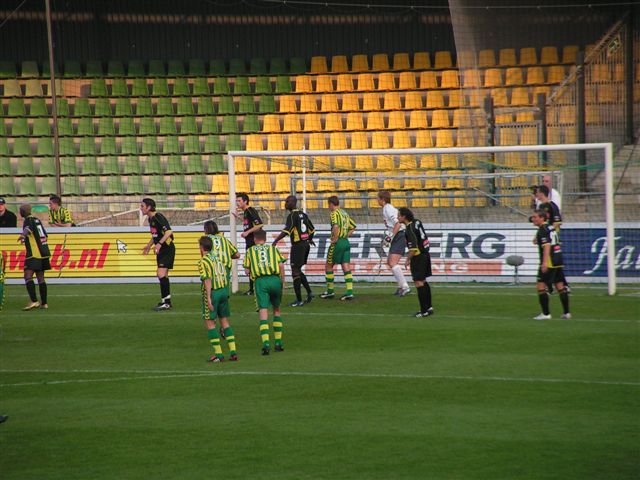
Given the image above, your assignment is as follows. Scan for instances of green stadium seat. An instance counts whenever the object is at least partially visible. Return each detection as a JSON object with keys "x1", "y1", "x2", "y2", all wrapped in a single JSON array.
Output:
[
  {"x1": 159, "y1": 117, "x2": 177, "y2": 135},
  {"x1": 138, "y1": 117, "x2": 156, "y2": 135},
  {"x1": 36, "y1": 137, "x2": 54, "y2": 156},
  {"x1": 0, "y1": 121, "x2": 5, "y2": 136},
  {"x1": 91, "y1": 78, "x2": 108, "y2": 96},
  {"x1": 41, "y1": 177, "x2": 57, "y2": 195},
  {"x1": 169, "y1": 175, "x2": 187, "y2": 194},
  {"x1": 254, "y1": 76, "x2": 272, "y2": 95},
  {"x1": 39, "y1": 157, "x2": 56, "y2": 175},
  {"x1": 115, "y1": 98, "x2": 132, "y2": 116},
  {"x1": 190, "y1": 174, "x2": 209, "y2": 193},
  {"x1": 0, "y1": 156, "x2": 11, "y2": 175},
  {"x1": 56, "y1": 98, "x2": 70, "y2": 116},
  {"x1": 208, "y1": 154, "x2": 224, "y2": 172},
  {"x1": 238, "y1": 96, "x2": 255, "y2": 114},
  {"x1": 197, "y1": 96, "x2": 214, "y2": 115},
  {"x1": 148, "y1": 175, "x2": 166, "y2": 194},
  {"x1": 77, "y1": 117, "x2": 94, "y2": 136},
  {"x1": 3, "y1": 79, "x2": 21, "y2": 96},
  {"x1": 209, "y1": 59, "x2": 226, "y2": 76},
  {"x1": 29, "y1": 98, "x2": 48, "y2": 116},
  {"x1": 290, "y1": 57, "x2": 307, "y2": 74},
  {"x1": 0, "y1": 61, "x2": 16, "y2": 78},
  {"x1": 105, "y1": 175, "x2": 124, "y2": 195},
  {"x1": 135, "y1": 98, "x2": 153, "y2": 116},
  {"x1": 63, "y1": 176, "x2": 81, "y2": 195},
  {"x1": 179, "y1": 116, "x2": 197, "y2": 135},
  {"x1": 176, "y1": 97, "x2": 194, "y2": 115},
  {"x1": 213, "y1": 77, "x2": 231, "y2": 95},
  {"x1": 74, "y1": 99, "x2": 91, "y2": 117},
  {"x1": 83, "y1": 176, "x2": 103, "y2": 195},
  {"x1": 57, "y1": 118, "x2": 73, "y2": 136},
  {"x1": 141, "y1": 136, "x2": 159, "y2": 154},
  {"x1": 152, "y1": 78, "x2": 170, "y2": 96},
  {"x1": 85, "y1": 61, "x2": 103, "y2": 77},
  {"x1": 224, "y1": 134, "x2": 241, "y2": 151},
  {"x1": 8, "y1": 98, "x2": 26, "y2": 116},
  {"x1": 258, "y1": 95, "x2": 276, "y2": 113},
  {"x1": 275, "y1": 76, "x2": 292, "y2": 94},
  {"x1": 64, "y1": 60, "x2": 82, "y2": 77},
  {"x1": 162, "y1": 136, "x2": 180, "y2": 155},
  {"x1": 25, "y1": 79, "x2": 43, "y2": 97},
  {"x1": 16, "y1": 157, "x2": 35, "y2": 176},
  {"x1": 243, "y1": 115, "x2": 259, "y2": 133},
  {"x1": 61, "y1": 157, "x2": 77, "y2": 175},
  {"x1": 221, "y1": 116, "x2": 238, "y2": 134},
  {"x1": 188, "y1": 59, "x2": 206, "y2": 76},
  {"x1": 118, "y1": 117, "x2": 135, "y2": 136},
  {"x1": 250, "y1": 58, "x2": 267, "y2": 75},
  {"x1": 42, "y1": 62, "x2": 60, "y2": 78},
  {"x1": 0, "y1": 138, "x2": 9, "y2": 155},
  {"x1": 201, "y1": 117, "x2": 218, "y2": 134},
  {"x1": 193, "y1": 78, "x2": 209, "y2": 96},
  {"x1": 128, "y1": 60, "x2": 146, "y2": 77},
  {"x1": 269, "y1": 58, "x2": 286, "y2": 75},
  {"x1": 112, "y1": 78, "x2": 128, "y2": 97},
  {"x1": 13, "y1": 138, "x2": 31, "y2": 156},
  {"x1": 107, "y1": 60, "x2": 125, "y2": 77},
  {"x1": 32, "y1": 118, "x2": 50, "y2": 136},
  {"x1": 21, "y1": 61, "x2": 39, "y2": 77},
  {"x1": 228, "y1": 59, "x2": 246, "y2": 76},
  {"x1": 123, "y1": 156, "x2": 141, "y2": 175},
  {"x1": 144, "y1": 155, "x2": 162, "y2": 174},
  {"x1": 186, "y1": 155, "x2": 204, "y2": 174},
  {"x1": 183, "y1": 136, "x2": 201, "y2": 154},
  {"x1": 12, "y1": 118, "x2": 28, "y2": 136},
  {"x1": 166, "y1": 155, "x2": 183, "y2": 174},
  {"x1": 119, "y1": 137, "x2": 137, "y2": 155},
  {"x1": 233, "y1": 77, "x2": 251, "y2": 95},
  {"x1": 132, "y1": 78, "x2": 149, "y2": 96},
  {"x1": 1, "y1": 177, "x2": 16, "y2": 196},
  {"x1": 98, "y1": 117, "x2": 115, "y2": 135},
  {"x1": 173, "y1": 78, "x2": 190, "y2": 96},
  {"x1": 126, "y1": 175, "x2": 144, "y2": 194},
  {"x1": 204, "y1": 135, "x2": 221, "y2": 152},
  {"x1": 81, "y1": 156, "x2": 99, "y2": 175},
  {"x1": 167, "y1": 60, "x2": 185, "y2": 76},
  {"x1": 149, "y1": 60, "x2": 166, "y2": 77},
  {"x1": 102, "y1": 156, "x2": 120, "y2": 175},
  {"x1": 101, "y1": 137, "x2": 118, "y2": 155},
  {"x1": 157, "y1": 98, "x2": 173, "y2": 116},
  {"x1": 79, "y1": 137, "x2": 96, "y2": 155},
  {"x1": 217, "y1": 96, "x2": 235, "y2": 114},
  {"x1": 19, "y1": 177, "x2": 36, "y2": 196}
]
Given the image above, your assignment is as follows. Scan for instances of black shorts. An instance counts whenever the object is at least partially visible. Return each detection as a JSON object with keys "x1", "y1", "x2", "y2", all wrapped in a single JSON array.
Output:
[
  {"x1": 24, "y1": 257, "x2": 51, "y2": 272},
  {"x1": 536, "y1": 266, "x2": 564, "y2": 285},
  {"x1": 157, "y1": 243, "x2": 175, "y2": 269},
  {"x1": 410, "y1": 254, "x2": 432, "y2": 281},
  {"x1": 290, "y1": 242, "x2": 310, "y2": 267}
]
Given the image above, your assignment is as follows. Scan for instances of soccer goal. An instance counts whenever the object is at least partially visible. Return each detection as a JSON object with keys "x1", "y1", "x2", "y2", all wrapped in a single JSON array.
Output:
[{"x1": 227, "y1": 143, "x2": 624, "y2": 295}]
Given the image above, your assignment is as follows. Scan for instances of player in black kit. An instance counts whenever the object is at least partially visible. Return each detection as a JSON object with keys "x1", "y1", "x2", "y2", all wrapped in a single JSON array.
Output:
[
  {"x1": 18, "y1": 204, "x2": 51, "y2": 310},
  {"x1": 235, "y1": 193, "x2": 263, "y2": 296}
]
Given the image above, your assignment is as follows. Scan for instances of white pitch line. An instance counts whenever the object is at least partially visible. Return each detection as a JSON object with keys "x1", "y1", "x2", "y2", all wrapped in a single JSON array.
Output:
[{"x1": 0, "y1": 369, "x2": 638, "y2": 388}]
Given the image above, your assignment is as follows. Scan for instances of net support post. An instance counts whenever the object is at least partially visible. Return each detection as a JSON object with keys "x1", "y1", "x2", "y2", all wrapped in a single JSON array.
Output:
[
  {"x1": 604, "y1": 142, "x2": 617, "y2": 296},
  {"x1": 228, "y1": 153, "x2": 238, "y2": 294}
]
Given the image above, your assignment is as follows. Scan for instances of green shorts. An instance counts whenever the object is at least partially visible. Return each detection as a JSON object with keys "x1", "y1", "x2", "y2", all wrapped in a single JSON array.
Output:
[
  {"x1": 255, "y1": 275, "x2": 282, "y2": 310},
  {"x1": 327, "y1": 238, "x2": 351, "y2": 265},
  {"x1": 202, "y1": 287, "x2": 230, "y2": 321}
]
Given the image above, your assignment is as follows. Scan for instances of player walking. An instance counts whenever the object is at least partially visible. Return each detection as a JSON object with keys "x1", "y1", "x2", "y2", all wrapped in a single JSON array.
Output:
[
  {"x1": 377, "y1": 191, "x2": 410, "y2": 296},
  {"x1": 141, "y1": 198, "x2": 175, "y2": 311},
  {"x1": 235, "y1": 193, "x2": 263, "y2": 296},
  {"x1": 272, "y1": 195, "x2": 315, "y2": 307},
  {"x1": 18, "y1": 204, "x2": 50, "y2": 310}
]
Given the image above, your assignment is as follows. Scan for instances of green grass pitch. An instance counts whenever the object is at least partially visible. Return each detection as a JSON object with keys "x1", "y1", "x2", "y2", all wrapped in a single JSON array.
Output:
[{"x1": 1, "y1": 282, "x2": 638, "y2": 479}]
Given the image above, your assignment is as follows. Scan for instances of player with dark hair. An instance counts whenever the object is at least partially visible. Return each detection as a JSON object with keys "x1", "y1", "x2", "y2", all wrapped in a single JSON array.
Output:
[
  {"x1": 535, "y1": 185, "x2": 562, "y2": 230},
  {"x1": 272, "y1": 195, "x2": 315, "y2": 307},
  {"x1": 204, "y1": 220, "x2": 240, "y2": 283},
  {"x1": 17, "y1": 204, "x2": 51, "y2": 310},
  {"x1": 235, "y1": 193, "x2": 263, "y2": 296},
  {"x1": 244, "y1": 229, "x2": 286, "y2": 355},
  {"x1": 531, "y1": 210, "x2": 571, "y2": 320},
  {"x1": 198, "y1": 236, "x2": 238, "y2": 363},
  {"x1": 397, "y1": 207, "x2": 434, "y2": 318},
  {"x1": 48, "y1": 195, "x2": 75, "y2": 227},
  {"x1": 320, "y1": 196, "x2": 357, "y2": 301},
  {"x1": 377, "y1": 190, "x2": 410, "y2": 296},
  {"x1": 141, "y1": 198, "x2": 175, "y2": 311}
]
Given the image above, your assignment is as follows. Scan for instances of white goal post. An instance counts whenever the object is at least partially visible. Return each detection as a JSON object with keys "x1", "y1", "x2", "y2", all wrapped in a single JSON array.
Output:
[{"x1": 228, "y1": 143, "x2": 616, "y2": 295}]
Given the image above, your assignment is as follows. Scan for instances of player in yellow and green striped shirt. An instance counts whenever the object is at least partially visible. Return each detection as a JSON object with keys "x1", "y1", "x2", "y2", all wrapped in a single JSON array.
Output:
[
  {"x1": 320, "y1": 196, "x2": 357, "y2": 301},
  {"x1": 243, "y1": 230, "x2": 286, "y2": 355},
  {"x1": 198, "y1": 236, "x2": 238, "y2": 363},
  {"x1": 204, "y1": 220, "x2": 240, "y2": 281},
  {"x1": 48, "y1": 195, "x2": 75, "y2": 227}
]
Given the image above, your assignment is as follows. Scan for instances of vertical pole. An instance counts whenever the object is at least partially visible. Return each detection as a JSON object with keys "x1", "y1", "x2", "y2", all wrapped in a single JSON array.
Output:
[
  {"x1": 302, "y1": 155, "x2": 307, "y2": 213},
  {"x1": 537, "y1": 93, "x2": 548, "y2": 167},
  {"x1": 228, "y1": 153, "x2": 238, "y2": 293},
  {"x1": 44, "y1": 0, "x2": 61, "y2": 196},
  {"x1": 484, "y1": 95, "x2": 496, "y2": 203},
  {"x1": 604, "y1": 143, "x2": 617, "y2": 296},
  {"x1": 576, "y1": 51, "x2": 587, "y2": 192},
  {"x1": 625, "y1": 14, "x2": 634, "y2": 144}
]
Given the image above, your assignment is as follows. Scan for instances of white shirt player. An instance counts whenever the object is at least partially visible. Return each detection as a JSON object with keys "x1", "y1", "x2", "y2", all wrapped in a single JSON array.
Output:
[{"x1": 383, "y1": 203, "x2": 405, "y2": 239}]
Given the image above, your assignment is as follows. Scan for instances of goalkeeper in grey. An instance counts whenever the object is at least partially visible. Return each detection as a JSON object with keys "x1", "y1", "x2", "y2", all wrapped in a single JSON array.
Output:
[{"x1": 377, "y1": 191, "x2": 410, "y2": 296}]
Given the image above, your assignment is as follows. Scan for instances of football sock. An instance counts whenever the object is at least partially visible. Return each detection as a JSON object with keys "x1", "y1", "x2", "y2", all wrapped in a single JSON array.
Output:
[
  {"x1": 559, "y1": 288, "x2": 570, "y2": 314},
  {"x1": 293, "y1": 277, "x2": 302, "y2": 302},
  {"x1": 159, "y1": 276, "x2": 171, "y2": 302},
  {"x1": 223, "y1": 327, "x2": 237, "y2": 355},
  {"x1": 38, "y1": 282, "x2": 47, "y2": 305},
  {"x1": 249, "y1": 278, "x2": 254, "y2": 293},
  {"x1": 259, "y1": 319, "x2": 270, "y2": 347},
  {"x1": 300, "y1": 273, "x2": 312, "y2": 295},
  {"x1": 538, "y1": 291, "x2": 550, "y2": 315},
  {"x1": 345, "y1": 271, "x2": 353, "y2": 295},
  {"x1": 417, "y1": 285, "x2": 428, "y2": 312},
  {"x1": 423, "y1": 283, "x2": 432, "y2": 309},
  {"x1": 391, "y1": 265, "x2": 408, "y2": 289},
  {"x1": 273, "y1": 316, "x2": 283, "y2": 345},
  {"x1": 25, "y1": 280, "x2": 37, "y2": 302},
  {"x1": 325, "y1": 271, "x2": 334, "y2": 294},
  {"x1": 207, "y1": 328, "x2": 224, "y2": 359}
]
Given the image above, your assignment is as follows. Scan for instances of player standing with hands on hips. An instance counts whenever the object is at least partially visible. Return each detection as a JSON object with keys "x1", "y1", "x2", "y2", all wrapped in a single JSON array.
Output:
[{"x1": 141, "y1": 198, "x2": 175, "y2": 311}]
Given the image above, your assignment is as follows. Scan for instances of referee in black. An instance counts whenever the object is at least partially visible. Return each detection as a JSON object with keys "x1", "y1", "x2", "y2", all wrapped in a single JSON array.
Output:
[{"x1": 272, "y1": 195, "x2": 315, "y2": 307}]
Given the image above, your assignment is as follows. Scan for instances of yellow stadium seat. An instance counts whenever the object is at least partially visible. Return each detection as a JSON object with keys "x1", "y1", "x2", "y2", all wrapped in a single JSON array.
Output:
[
  {"x1": 498, "y1": 128, "x2": 518, "y2": 146},
  {"x1": 333, "y1": 154, "x2": 352, "y2": 171},
  {"x1": 267, "y1": 133, "x2": 286, "y2": 151},
  {"x1": 246, "y1": 134, "x2": 264, "y2": 151},
  {"x1": 383, "y1": 178, "x2": 402, "y2": 190},
  {"x1": 321, "y1": 93, "x2": 339, "y2": 112},
  {"x1": 393, "y1": 53, "x2": 410, "y2": 71},
  {"x1": 435, "y1": 129, "x2": 454, "y2": 147},
  {"x1": 362, "y1": 92, "x2": 381, "y2": 111},
  {"x1": 352, "y1": 54, "x2": 369, "y2": 72},
  {"x1": 310, "y1": 56, "x2": 328, "y2": 73},
  {"x1": 511, "y1": 87, "x2": 531, "y2": 106},
  {"x1": 317, "y1": 178, "x2": 336, "y2": 192},
  {"x1": 299, "y1": 95, "x2": 317, "y2": 112},
  {"x1": 540, "y1": 46, "x2": 559, "y2": 65},
  {"x1": 413, "y1": 52, "x2": 430, "y2": 69},
  {"x1": 491, "y1": 88, "x2": 509, "y2": 107},
  {"x1": 274, "y1": 174, "x2": 292, "y2": 192},
  {"x1": 346, "y1": 112, "x2": 365, "y2": 130},
  {"x1": 467, "y1": 90, "x2": 484, "y2": 107},
  {"x1": 279, "y1": 95, "x2": 297, "y2": 113},
  {"x1": 325, "y1": 112, "x2": 343, "y2": 131},
  {"x1": 440, "y1": 70, "x2": 459, "y2": 89},
  {"x1": 424, "y1": 170, "x2": 442, "y2": 189},
  {"x1": 377, "y1": 156, "x2": 394, "y2": 170},
  {"x1": 505, "y1": 67, "x2": 524, "y2": 86},
  {"x1": 411, "y1": 192, "x2": 431, "y2": 208},
  {"x1": 283, "y1": 113, "x2": 302, "y2": 132},
  {"x1": 303, "y1": 113, "x2": 322, "y2": 132},
  {"x1": 515, "y1": 111, "x2": 535, "y2": 122},
  {"x1": 453, "y1": 108, "x2": 472, "y2": 127},
  {"x1": 453, "y1": 191, "x2": 467, "y2": 207},
  {"x1": 433, "y1": 191, "x2": 452, "y2": 208},
  {"x1": 360, "y1": 178, "x2": 380, "y2": 191},
  {"x1": 519, "y1": 47, "x2": 537, "y2": 65},
  {"x1": 415, "y1": 130, "x2": 433, "y2": 149},
  {"x1": 532, "y1": 85, "x2": 551, "y2": 99},
  {"x1": 419, "y1": 71, "x2": 437, "y2": 89},
  {"x1": 403, "y1": 176, "x2": 423, "y2": 190},
  {"x1": 371, "y1": 131, "x2": 390, "y2": 149},
  {"x1": 431, "y1": 110, "x2": 450, "y2": 128},
  {"x1": 248, "y1": 156, "x2": 269, "y2": 172},
  {"x1": 354, "y1": 155, "x2": 374, "y2": 171},
  {"x1": 448, "y1": 90, "x2": 463, "y2": 108},
  {"x1": 295, "y1": 75, "x2": 313, "y2": 93},
  {"x1": 499, "y1": 48, "x2": 517, "y2": 66},
  {"x1": 445, "y1": 170, "x2": 463, "y2": 188},
  {"x1": 378, "y1": 72, "x2": 396, "y2": 90},
  {"x1": 331, "y1": 55, "x2": 349, "y2": 73},
  {"x1": 372, "y1": 53, "x2": 390, "y2": 71},
  {"x1": 520, "y1": 126, "x2": 537, "y2": 145},
  {"x1": 341, "y1": 93, "x2": 360, "y2": 111},
  {"x1": 547, "y1": 65, "x2": 567, "y2": 83},
  {"x1": 441, "y1": 153, "x2": 458, "y2": 169},
  {"x1": 456, "y1": 50, "x2": 475, "y2": 67},
  {"x1": 392, "y1": 130, "x2": 412, "y2": 149},
  {"x1": 366, "y1": 111, "x2": 385, "y2": 130},
  {"x1": 398, "y1": 71, "x2": 417, "y2": 90},
  {"x1": 336, "y1": 74, "x2": 354, "y2": 92},
  {"x1": 308, "y1": 132, "x2": 327, "y2": 150},
  {"x1": 356, "y1": 73, "x2": 375, "y2": 91},
  {"x1": 526, "y1": 66, "x2": 545, "y2": 85},
  {"x1": 329, "y1": 131, "x2": 348, "y2": 150},
  {"x1": 383, "y1": 91, "x2": 402, "y2": 110},
  {"x1": 211, "y1": 175, "x2": 229, "y2": 194},
  {"x1": 426, "y1": 90, "x2": 445, "y2": 109},
  {"x1": 434, "y1": 51, "x2": 453, "y2": 69},
  {"x1": 456, "y1": 128, "x2": 475, "y2": 146},
  {"x1": 236, "y1": 175, "x2": 251, "y2": 192},
  {"x1": 287, "y1": 133, "x2": 305, "y2": 150},
  {"x1": 478, "y1": 49, "x2": 496, "y2": 67},
  {"x1": 315, "y1": 75, "x2": 333, "y2": 93},
  {"x1": 263, "y1": 114, "x2": 281, "y2": 133},
  {"x1": 562, "y1": 45, "x2": 579, "y2": 64},
  {"x1": 409, "y1": 110, "x2": 428, "y2": 129},
  {"x1": 484, "y1": 68, "x2": 503, "y2": 87},
  {"x1": 462, "y1": 69, "x2": 481, "y2": 87},
  {"x1": 295, "y1": 178, "x2": 315, "y2": 193},
  {"x1": 350, "y1": 131, "x2": 369, "y2": 149},
  {"x1": 404, "y1": 91, "x2": 423, "y2": 109}
]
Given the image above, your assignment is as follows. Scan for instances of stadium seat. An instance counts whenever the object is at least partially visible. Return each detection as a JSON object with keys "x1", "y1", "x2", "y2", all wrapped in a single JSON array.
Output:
[
  {"x1": 366, "y1": 111, "x2": 384, "y2": 130},
  {"x1": 186, "y1": 59, "x2": 206, "y2": 77},
  {"x1": 138, "y1": 117, "x2": 156, "y2": 135},
  {"x1": 378, "y1": 72, "x2": 396, "y2": 90},
  {"x1": 245, "y1": 134, "x2": 264, "y2": 152},
  {"x1": 141, "y1": 136, "x2": 159, "y2": 154},
  {"x1": 233, "y1": 76, "x2": 251, "y2": 95},
  {"x1": 387, "y1": 111, "x2": 406, "y2": 129},
  {"x1": 224, "y1": 134, "x2": 242, "y2": 152},
  {"x1": 525, "y1": 66, "x2": 545, "y2": 85},
  {"x1": 295, "y1": 76, "x2": 313, "y2": 93},
  {"x1": 25, "y1": 79, "x2": 43, "y2": 97},
  {"x1": 243, "y1": 115, "x2": 259, "y2": 133},
  {"x1": 283, "y1": 114, "x2": 301, "y2": 132},
  {"x1": 249, "y1": 58, "x2": 267, "y2": 76},
  {"x1": 303, "y1": 113, "x2": 322, "y2": 132},
  {"x1": 255, "y1": 77, "x2": 272, "y2": 95},
  {"x1": 404, "y1": 91, "x2": 423, "y2": 110},
  {"x1": 239, "y1": 97, "x2": 256, "y2": 115},
  {"x1": 409, "y1": 110, "x2": 428, "y2": 130},
  {"x1": 540, "y1": 46, "x2": 559, "y2": 65},
  {"x1": 275, "y1": 76, "x2": 292, "y2": 94},
  {"x1": 308, "y1": 132, "x2": 326, "y2": 150},
  {"x1": 299, "y1": 96, "x2": 317, "y2": 113},
  {"x1": 519, "y1": 47, "x2": 537, "y2": 65},
  {"x1": 162, "y1": 137, "x2": 180, "y2": 155},
  {"x1": 346, "y1": 112, "x2": 364, "y2": 131},
  {"x1": 192, "y1": 78, "x2": 210, "y2": 96},
  {"x1": 176, "y1": 97, "x2": 194, "y2": 116},
  {"x1": 440, "y1": 70, "x2": 459, "y2": 89},
  {"x1": 511, "y1": 87, "x2": 531, "y2": 106},
  {"x1": 315, "y1": 75, "x2": 334, "y2": 93},
  {"x1": 356, "y1": 73, "x2": 375, "y2": 91},
  {"x1": 148, "y1": 175, "x2": 167, "y2": 194},
  {"x1": 491, "y1": 88, "x2": 509, "y2": 107},
  {"x1": 11, "y1": 118, "x2": 28, "y2": 136},
  {"x1": 426, "y1": 90, "x2": 445, "y2": 109},
  {"x1": 505, "y1": 67, "x2": 524, "y2": 86},
  {"x1": 350, "y1": 130, "x2": 368, "y2": 149},
  {"x1": 266, "y1": 133, "x2": 286, "y2": 153},
  {"x1": 278, "y1": 95, "x2": 297, "y2": 113},
  {"x1": 484, "y1": 68, "x2": 503, "y2": 87},
  {"x1": 13, "y1": 137, "x2": 31, "y2": 156},
  {"x1": 103, "y1": 156, "x2": 120, "y2": 175},
  {"x1": 17, "y1": 177, "x2": 34, "y2": 196},
  {"x1": 218, "y1": 96, "x2": 236, "y2": 115},
  {"x1": 418, "y1": 71, "x2": 437, "y2": 89},
  {"x1": 320, "y1": 93, "x2": 339, "y2": 112},
  {"x1": 413, "y1": 52, "x2": 430, "y2": 70},
  {"x1": 114, "y1": 98, "x2": 132, "y2": 117},
  {"x1": 98, "y1": 117, "x2": 116, "y2": 135},
  {"x1": 390, "y1": 52, "x2": 410, "y2": 71},
  {"x1": 339, "y1": 93, "x2": 357, "y2": 112},
  {"x1": 371, "y1": 131, "x2": 390, "y2": 149},
  {"x1": 228, "y1": 59, "x2": 246, "y2": 75},
  {"x1": 330, "y1": 55, "x2": 348, "y2": 73},
  {"x1": 286, "y1": 133, "x2": 304, "y2": 150},
  {"x1": 32, "y1": 118, "x2": 50, "y2": 136},
  {"x1": 431, "y1": 110, "x2": 450, "y2": 128},
  {"x1": 152, "y1": 78, "x2": 169, "y2": 96},
  {"x1": 562, "y1": 45, "x2": 579, "y2": 64},
  {"x1": 181, "y1": 116, "x2": 198, "y2": 135},
  {"x1": 156, "y1": 97, "x2": 173, "y2": 116},
  {"x1": 213, "y1": 77, "x2": 230, "y2": 95},
  {"x1": 256, "y1": 95, "x2": 275, "y2": 114},
  {"x1": 478, "y1": 49, "x2": 496, "y2": 68},
  {"x1": 499, "y1": 48, "x2": 517, "y2": 66},
  {"x1": 3, "y1": 79, "x2": 21, "y2": 97},
  {"x1": 310, "y1": 56, "x2": 328, "y2": 74},
  {"x1": 362, "y1": 92, "x2": 380, "y2": 111},
  {"x1": 131, "y1": 78, "x2": 149, "y2": 96},
  {"x1": 397, "y1": 72, "x2": 416, "y2": 91},
  {"x1": 325, "y1": 112, "x2": 343, "y2": 131},
  {"x1": 221, "y1": 116, "x2": 239, "y2": 134},
  {"x1": 336, "y1": 74, "x2": 354, "y2": 92},
  {"x1": 371, "y1": 53, "x2": 389, "y2": 71},
  {"x1": 351, "y1": 54, "x2": 369, "y2": 72},
  {"x1": 209, "y1": 59, "x2": 226, "y2": 76},
  {"x1": 383, "y1": 92, "x2": 402, "y2": 110},
  {"x1": 263, "y1": 114, "x2": 281, "y2": 133},
  {"x1": 434, "y1": 51, "x2": 453, "y2": 69}
]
